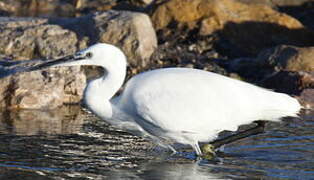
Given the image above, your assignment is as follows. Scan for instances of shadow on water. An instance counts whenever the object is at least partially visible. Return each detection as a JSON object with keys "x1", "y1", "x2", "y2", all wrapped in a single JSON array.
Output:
[{"x1": 0, "y1": 106, "x2": 314, "y2": 179}]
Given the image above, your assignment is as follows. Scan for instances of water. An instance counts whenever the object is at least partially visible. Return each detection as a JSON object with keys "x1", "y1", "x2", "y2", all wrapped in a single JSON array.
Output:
[{"x1": 0, "y1": 106, "x2": 314, "y2": 179}]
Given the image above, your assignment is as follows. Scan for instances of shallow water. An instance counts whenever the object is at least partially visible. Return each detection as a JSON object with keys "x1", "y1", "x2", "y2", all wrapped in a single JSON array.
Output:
[{"x1": 0, "y1": 106, "x2": 314, "y2": 179}]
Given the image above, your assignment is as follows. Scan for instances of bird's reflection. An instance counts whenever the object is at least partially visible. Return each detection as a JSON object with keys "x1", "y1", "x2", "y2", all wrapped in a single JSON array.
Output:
[{"x1": 108, "y1": 161, "x2": 224, "y2": 180}]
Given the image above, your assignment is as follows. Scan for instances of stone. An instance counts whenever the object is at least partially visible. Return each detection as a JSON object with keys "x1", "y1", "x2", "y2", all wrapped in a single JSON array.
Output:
[
  {"x1": 256, "y1": 45, "x2": 314, "y2": 72},
  {"x1": 0, "y1": 64, "x2": 86, "y2": 109},
  {"x1": 238, "y1": 0, "x2": 313, "y2": 7},
  {"x1": 151, "y1": 0, "x2": 314, "y2": 56},
  {"x1": 260, "y1": 70, "x2": 314, "y2": 108},
  {"x1": 268, "y1": 0, "x2": 314, "y2": 7},
  {"x1": 298, "y1": 88, "x2": 314, "y2": 109},
  {"x1": 0, "y1": 0, "x2": 75, "y2": 17},
  {"x1": 58, "y1": 10, "x2": 157, "y2": 68},
  {"x1": 0, "y1": 17, "x2": 78, "y2": 60},
  {"x1": 0, "y1": 17, "x2": 85, "y2": 109},
  {"x1": 93, "y1": 11, "x2": 157, "y2": 68},
  {"x1": 260, "y1": 71, "x2": 314, "y2": 95}
]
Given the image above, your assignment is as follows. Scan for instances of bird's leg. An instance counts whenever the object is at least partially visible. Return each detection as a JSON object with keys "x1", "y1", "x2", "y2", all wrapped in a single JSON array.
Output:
[
  {"x1": 201, "y1": 121, "x2": 266, "y2": 156},
  {"x1": 193, "y1": 142, "x2": 203, "y2": 156},
  {"x1": 167, "y1": 145, "x2": 177, "y2": 155}
]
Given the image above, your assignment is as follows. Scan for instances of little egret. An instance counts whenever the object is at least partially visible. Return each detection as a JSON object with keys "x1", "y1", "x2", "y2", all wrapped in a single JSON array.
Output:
[{"x1": 27, "y1": 43, "x2": 301, "y2": 156}]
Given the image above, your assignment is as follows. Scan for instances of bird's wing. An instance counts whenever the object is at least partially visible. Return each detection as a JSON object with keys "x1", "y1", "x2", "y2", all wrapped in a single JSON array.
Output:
[
  {"x1": 117, "y1": 68, "x2": 300, "y2": 142},
  {"x1": 119, "y1": 69, "x2": 255, "y2": 139}
]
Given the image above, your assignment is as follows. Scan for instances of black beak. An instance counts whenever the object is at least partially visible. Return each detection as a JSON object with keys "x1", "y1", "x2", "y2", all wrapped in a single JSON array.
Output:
[
  {"x1": 25, "y1": 54, "x2": 85, "y2": 72},
  {"x1": 0, "y1": 53, "x2": 87, "y2": 78}
]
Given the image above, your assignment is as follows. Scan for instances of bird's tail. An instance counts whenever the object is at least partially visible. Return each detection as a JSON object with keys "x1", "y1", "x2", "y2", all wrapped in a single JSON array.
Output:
[{"x1": 261, "y1": 92, "x2": 302, "y2": 121}]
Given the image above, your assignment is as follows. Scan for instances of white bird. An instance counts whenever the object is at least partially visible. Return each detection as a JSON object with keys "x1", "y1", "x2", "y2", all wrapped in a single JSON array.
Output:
[{"x1": 28, "y1": 43, "x2": 302, "y2": 156}]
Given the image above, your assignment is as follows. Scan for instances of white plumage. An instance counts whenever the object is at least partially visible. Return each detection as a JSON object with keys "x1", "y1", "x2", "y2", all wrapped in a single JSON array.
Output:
[{"x1": 31, "y1": 43, "x2": 302, "y2": 155}]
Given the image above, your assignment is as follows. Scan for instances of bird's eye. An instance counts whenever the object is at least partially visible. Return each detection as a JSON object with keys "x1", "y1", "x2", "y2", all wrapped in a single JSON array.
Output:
[{"x1": 86, "y1": 52, "x2": 93, "y2": 59}]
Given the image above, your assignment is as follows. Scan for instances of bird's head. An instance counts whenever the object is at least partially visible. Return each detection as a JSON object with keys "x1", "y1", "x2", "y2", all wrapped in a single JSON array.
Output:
[{"x1": 27, "y1": 43, "x2": 127, "y2": 72}]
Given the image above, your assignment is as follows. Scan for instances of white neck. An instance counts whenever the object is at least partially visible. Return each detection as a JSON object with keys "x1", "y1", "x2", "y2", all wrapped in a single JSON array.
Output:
[{"x1": 83, "y1": 60, "x2": 126, "y2": 119}]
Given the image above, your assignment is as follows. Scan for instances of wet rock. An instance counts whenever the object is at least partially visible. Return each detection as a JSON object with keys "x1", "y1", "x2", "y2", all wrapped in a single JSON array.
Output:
[
  {"x1": 151, "y1": 0, "x2": 314, "y2": 57},
  {"x1": 0, "y1": 106, "x2": 84, "y2": 135},
  {"x1": 256, "y1": 45, "x2": 314, "y2": 72},
  {"x1": 0, "y1": 66, "x2": 86, "y2": 109}
]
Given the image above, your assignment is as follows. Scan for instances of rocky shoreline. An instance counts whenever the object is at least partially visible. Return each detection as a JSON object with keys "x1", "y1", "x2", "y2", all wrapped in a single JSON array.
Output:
[{"x1": 0, "y1": 0, "x2": 313, "y2": 110}]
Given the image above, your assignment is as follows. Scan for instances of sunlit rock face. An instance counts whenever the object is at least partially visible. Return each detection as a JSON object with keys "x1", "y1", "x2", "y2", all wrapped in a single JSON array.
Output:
[{"x1": 151, "y1": 0, "x2": 314, "y2": 56}]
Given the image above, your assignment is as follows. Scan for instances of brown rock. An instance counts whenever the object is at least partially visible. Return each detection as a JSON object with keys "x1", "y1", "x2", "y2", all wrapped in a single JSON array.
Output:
[
  {"x1": 238, "y1": 0, "x2": 313, "y2": 7},
  {"x1": 151, "y1": 0, "x2": 314, "y2": 55},
  {"x1": 152, "y1": 0, "x2": 305, "y2": 31},
  {"x1": 0, "y1": 0, "x2": 75, "y2": 17},
  {"x1": 256, "y1": 45, "x2": 314, "y2": 72},
  {"x1": 261, "y1": 71, "x2": 314, "y2": 95},
  {"x1": 298, "y1": 88, "x2": 314, "y2": 109}
]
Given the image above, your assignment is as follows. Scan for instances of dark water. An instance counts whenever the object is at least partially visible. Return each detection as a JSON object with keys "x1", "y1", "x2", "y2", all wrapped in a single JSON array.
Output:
[{"x1": 0, "y1": 106, "x2": 314, "y2": 179}]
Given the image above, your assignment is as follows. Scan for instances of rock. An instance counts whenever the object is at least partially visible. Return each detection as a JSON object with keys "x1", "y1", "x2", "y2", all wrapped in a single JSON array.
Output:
[
  {"x1": 0, "y1": 0, "x2": 75, "y2": 17},
  {"x1": 277, "y1": 1, "x2": 314, "y2": 31},
  {"x1": 260, "y1": 71, "x2": 314, "y2": 95},
  {"x1": 229, "y1": 45, "x2": 314, "y2": 82},
  {"x1": 0, "y1": 17, "x2": 85, "y2": 109},
  {"x1": 268, "y1": 0, "x2": 314, "y2": 7},
  {"x1": 0, "y1": 11, "x2": 156, "y2": 109},
  {"x1": 238, "y1": 0, "x2": 313, "y2": 7},
  {"x1": 260, "y1": 70, "x2": 314, "y2": 108},
  {"x1": 93, "y1": 11, "x2": 157, "y2": 68},
  {"x1": 256, "y1": 45, "x2": 314, "y2": 72},
  {"x1": 298, "y1": 88, "x2": 314, "y2": 109},
  {"x1": 0, "y1": 0, "x2": 155, "y2": 17},
  {"x1": 0, "y1": 17, "x2": 78, "y2": 60},
  {"x1": 0, "y1": 65, "x2": 86, "y2": 109},
  {"x1": 151, "y1": 0, "x2": 314, "y2": 56},
  {"x1": 57, "y1": 10, "x2": 157, "y2": 68}
]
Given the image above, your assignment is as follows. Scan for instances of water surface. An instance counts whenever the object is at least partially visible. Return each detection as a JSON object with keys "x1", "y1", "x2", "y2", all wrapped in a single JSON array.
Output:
[{"x1": 0, "y1": 106, "x2": 314, "y2": 179}]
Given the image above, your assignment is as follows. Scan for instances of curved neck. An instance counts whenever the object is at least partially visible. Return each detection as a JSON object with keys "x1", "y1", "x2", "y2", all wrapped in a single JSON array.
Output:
[{"x1": 84, "y1": 62, "x2": 126, "y2": 119}]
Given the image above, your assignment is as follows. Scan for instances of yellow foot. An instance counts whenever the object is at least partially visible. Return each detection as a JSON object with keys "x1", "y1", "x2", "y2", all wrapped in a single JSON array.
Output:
[{"x1": 201, "y1": 144, "x2": 216, "y2": 160}]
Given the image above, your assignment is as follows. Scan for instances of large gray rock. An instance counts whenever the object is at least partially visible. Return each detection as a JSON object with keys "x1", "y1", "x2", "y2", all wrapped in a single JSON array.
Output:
[
  {"x1": 0, "y1": 11, "x2": 157, "y2": 109},
  {"x1": 230, "y1": 45, "x2": 314, "y2": 80},
  {"x1": 94, "y1": 11, "x2": 157, "y2": 68},
  {"x1": 0, "y1": 17, "x2": 85, "y2": 109}
]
